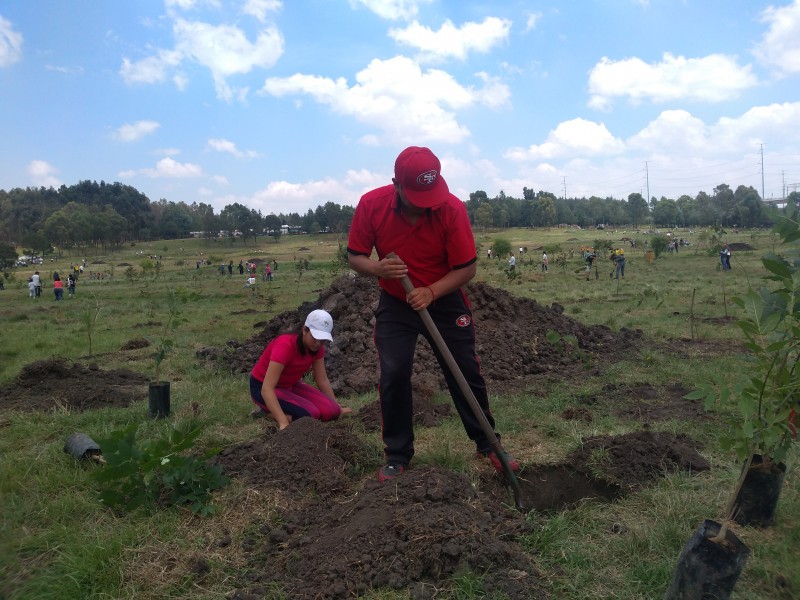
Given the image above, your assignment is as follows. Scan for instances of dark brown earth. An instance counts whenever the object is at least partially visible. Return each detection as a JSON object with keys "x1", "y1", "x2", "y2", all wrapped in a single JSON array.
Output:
[
  {"x1": 0, "y1": 357, "x2": 149, "y2": 412},
  {"x1": 198, "y1": 274, "x2": 643, "y2": 397},
  {"x1": 215, "y1": 419, "x2": 710, "y2": 599},
  {"x1": 727, "y1": 242, "x2": 755, "y2": 252},
  {"x1": 1, "y1": 277, "x2": 716, "y2": 598}
]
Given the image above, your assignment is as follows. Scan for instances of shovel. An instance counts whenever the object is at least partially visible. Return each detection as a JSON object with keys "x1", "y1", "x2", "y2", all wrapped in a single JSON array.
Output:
[
  {"x1": 64, "y1": 432, "x2": 106, "y2": 464},
  {"x1": 390, "y1": 259, "x2": 525, "y2": 510}
]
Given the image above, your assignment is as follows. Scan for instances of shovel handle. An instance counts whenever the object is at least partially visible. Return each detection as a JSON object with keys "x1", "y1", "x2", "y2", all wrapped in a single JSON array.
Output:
[{"x1": 387, "y1": 253, "x2": 524, "y2": 509}]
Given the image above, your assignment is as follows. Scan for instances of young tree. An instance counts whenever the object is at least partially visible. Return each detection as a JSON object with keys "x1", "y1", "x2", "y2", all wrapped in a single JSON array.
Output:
[{"x1": 627, "y1": 193, "x2": 649, "y2": 229}]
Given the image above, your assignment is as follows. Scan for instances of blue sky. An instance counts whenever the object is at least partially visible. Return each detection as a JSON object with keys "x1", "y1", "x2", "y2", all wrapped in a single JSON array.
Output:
[{"x1": 1, "y1": 0, "x2": 799, "y2": 216}]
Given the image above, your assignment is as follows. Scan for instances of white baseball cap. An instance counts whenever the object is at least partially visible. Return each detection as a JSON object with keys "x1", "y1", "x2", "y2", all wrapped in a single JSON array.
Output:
[{"x1": 304, "y1": 309, "x2": 333, "y2": 342}]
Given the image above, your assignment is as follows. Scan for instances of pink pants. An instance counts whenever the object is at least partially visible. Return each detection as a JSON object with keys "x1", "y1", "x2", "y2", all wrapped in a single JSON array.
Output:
[{"x1": 250, "y1": 376, "x2": 340, "y2": 421}]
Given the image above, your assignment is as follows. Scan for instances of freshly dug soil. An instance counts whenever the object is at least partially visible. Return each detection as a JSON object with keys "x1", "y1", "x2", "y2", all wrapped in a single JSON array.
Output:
[
  {"x1": 727, "y1": 242, "x2": 755, "y2": 252},
  {"x1": 216, "y1": 419, "x2": 710, "y2": 598},
  {"x1": 0, "y1": 357, "x2": 149, "y2": 412},
  {"x1": 565, "y1": 430, "x2": 711, "y2": 489},
  {"x1": 199, "y1": 274, "x2": 642, "y2": 397}
]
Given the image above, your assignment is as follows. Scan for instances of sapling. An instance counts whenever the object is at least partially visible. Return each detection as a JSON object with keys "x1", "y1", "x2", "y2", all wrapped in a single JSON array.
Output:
[
  {"x1": 150, "y1": 288, "x2": 189, "y2": 383},
  {"x1": 80, "y1": 292, "x2": 104, "y2": 356},
  {"x1": 689, "y1": 212, "x2": 799, "y2": 536}
]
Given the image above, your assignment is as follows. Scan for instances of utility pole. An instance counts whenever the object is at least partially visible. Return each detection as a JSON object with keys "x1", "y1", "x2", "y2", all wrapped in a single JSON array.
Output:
[
  {"x1": 761, "y1": 144, "x2": 765, "y2": 200},
  {"x1": 645, "y1": 161, "x2": 651, "y2": 205},
  {"x1": 782, "y1": 170, "x2": 786, "y2": 200}
]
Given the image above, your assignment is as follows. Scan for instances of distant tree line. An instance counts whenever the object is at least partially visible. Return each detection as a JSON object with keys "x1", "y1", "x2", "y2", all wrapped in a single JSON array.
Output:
[
  {"x1": 1, "y1": 179, "x2": 796, "y2": 257},
  {"x1": 467, "y1": 184, "x2": 796, "y2": 231}
]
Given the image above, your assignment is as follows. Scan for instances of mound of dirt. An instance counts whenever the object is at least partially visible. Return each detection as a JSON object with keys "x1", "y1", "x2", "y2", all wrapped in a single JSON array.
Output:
[
  {"x1": 214, "y1": 417, "x2": 709, "y2": 597},
  {"x1": 0, "y1": 358, "x2": 149, "y2": 412},
  {"x1": 728, "y1": 242, "x2": 755, "y2": 252},
  {"x1": 220, "y1": 420, "x2": 542, "y2": 600},
  {"x1": 199, "y1": 274, "x2": 642, "y2": 397},
  {"x1": 120, "y1": 337, "x2": 150, "y2": 351},
  {"x1": 565, "y1": 430, "x2": 710, "y2": 489},
  {"x1": 214, "y1": 418, "x2": 367, "y2": 499}
]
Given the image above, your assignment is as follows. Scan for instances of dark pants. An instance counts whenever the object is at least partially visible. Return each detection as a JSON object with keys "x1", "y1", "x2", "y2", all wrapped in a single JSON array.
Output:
[{"x1": 375, "y1": 290, "x2": 497, "y2": 466}]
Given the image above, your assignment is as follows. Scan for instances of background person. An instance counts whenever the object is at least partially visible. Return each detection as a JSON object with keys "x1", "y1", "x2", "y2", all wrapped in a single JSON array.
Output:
[
  {"x1": 53, "y1": 272, "x2": 64, "y2": 301},
  {"x1": 249, "y1": 309, "x2": 349, "y2": 429},
  {"x1": 347, "y1": 145, "x2": 519, "y2": 483},
  {"x1": 31, "y1": 271, "x2": 42, "y2": 297}
]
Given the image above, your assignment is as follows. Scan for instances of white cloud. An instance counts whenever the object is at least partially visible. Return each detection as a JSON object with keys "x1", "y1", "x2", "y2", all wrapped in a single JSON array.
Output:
[
  {"x1": 588, "y1": 52, "x2": 757, "y2": 110},
  {"x1": 114, "y1": 120, "x2": 160, "y2": 142},
  {"x1": 505, "y1": 118, "x2": 625, "y2": 161},
  {"x1": 120, "y1": 50, "x2": 183, "y2": 84},
  {"x1": 388, "y1": 17, "x2": 511, "y2": 61},
  {"x1": 155, "y1": 147, "x2": 181, "y2": 156},
  {"x1": 173, "y1": 19, "x2": 283, "y2": 101},
  {"x1": 0, "y1": 16, "x2": 23, "y2": 67},
  {"x1": 45, "y1": 64, "x2": 84, "y2": 75},
  {"x1": 753, "y1": 0, "x2": 800, "y2": 74},
  {"x1": 28, "y1": 160, "x2": 62, "y2": 188},
  {"x1": 164, "y1": 0, "x2": 220, "y2": 12},
  {"x1": 261, "y1": 55, "x2": 509, "y2": 144},
  {"x1": 628, "y1": 102, "x2": 800, "y2": 157},
  {"x1": 627, "y1": 110, "x2": 709, "y2": 153},
  {"x1": 135, "y1": 157, "x2": 204, "y2": 178},
  {"x1": 119, "y1": 14, "x2": 284, "y2": 102},
  {"x1": 207, "y1": 138, "x2": 260, "y2": 158},
  {"x1": 524, "y1": 12, "x2": 542, "y2": 33},
  {"x1": 349, "y1": 0, "x2": 433, "y2": 21},
  {"x1": 242, "y1": 0, "x2": 282, "y2": 22}
]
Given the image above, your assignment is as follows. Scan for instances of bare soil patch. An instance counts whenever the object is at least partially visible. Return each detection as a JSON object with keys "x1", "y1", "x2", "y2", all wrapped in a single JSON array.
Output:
[
  {"x1": 0, "y1": 357, "x2": 149, "y2": 412},
  {"x1": 727, "y1": 242, "x2": 755, "y2": 252}
]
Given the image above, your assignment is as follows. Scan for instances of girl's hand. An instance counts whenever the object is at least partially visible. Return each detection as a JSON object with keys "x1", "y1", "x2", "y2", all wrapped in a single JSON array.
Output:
[{"x1": 339, "y1": 406, "x2": 353, "y2": 415}]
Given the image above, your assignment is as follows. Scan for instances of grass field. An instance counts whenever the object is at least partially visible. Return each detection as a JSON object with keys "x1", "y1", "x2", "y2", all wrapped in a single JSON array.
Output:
[{"x1": 1, "y1": 227, "x2": 797, "y2": 599}]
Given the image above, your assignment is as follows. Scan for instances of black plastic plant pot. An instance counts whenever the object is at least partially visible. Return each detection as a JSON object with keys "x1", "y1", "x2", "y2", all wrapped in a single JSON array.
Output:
[
  {"x1": 733, "y1": 454, "x2": 786, "y2": 528},
  {"x1": 664, "y1": 519, "x2": 750, "y2": 600},
  {"x1": 148, "y1": 381, "x2": 170, "y2": 419}
]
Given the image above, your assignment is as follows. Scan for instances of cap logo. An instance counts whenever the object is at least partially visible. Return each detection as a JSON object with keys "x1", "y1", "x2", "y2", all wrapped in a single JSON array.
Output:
[{"x1": 417, "y1": 170, "x2": 438, "y2": 187}]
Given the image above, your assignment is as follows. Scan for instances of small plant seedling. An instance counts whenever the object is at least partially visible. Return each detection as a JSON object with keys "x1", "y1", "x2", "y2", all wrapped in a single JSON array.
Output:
[{"x1": 92, "y1": 422, "x2": 229, "y2": 515}]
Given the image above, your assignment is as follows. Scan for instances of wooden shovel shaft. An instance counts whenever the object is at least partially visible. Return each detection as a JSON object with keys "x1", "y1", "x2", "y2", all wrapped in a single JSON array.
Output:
[{"x1": 391, "y1": 264, "x2": 524, "y2": 508}]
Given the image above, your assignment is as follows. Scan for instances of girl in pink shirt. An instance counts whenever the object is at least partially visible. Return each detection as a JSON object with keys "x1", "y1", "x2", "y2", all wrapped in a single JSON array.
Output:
[{"x1": 249, "y1": 310, "x2": 350, "y2": 428}]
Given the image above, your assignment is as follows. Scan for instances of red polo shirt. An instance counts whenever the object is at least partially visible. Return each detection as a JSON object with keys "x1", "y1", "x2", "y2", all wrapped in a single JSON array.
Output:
[
  {"x1": 251, "y1": 333, "x2": 324, "y2": 387},
  {"x1": 347, "y1": 184, "x2": 477, "y2": 301}
]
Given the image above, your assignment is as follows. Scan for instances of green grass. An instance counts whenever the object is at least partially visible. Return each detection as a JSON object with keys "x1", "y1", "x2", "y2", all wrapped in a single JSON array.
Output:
[{"x1": 1, "y1": 229, "x2": 798, "y2": 599}]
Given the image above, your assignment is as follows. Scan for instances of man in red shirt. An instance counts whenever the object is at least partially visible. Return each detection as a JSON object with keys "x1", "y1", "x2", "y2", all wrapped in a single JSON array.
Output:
[{"x1": 347, "y1": 146, "x2": 519, "y2": 482}]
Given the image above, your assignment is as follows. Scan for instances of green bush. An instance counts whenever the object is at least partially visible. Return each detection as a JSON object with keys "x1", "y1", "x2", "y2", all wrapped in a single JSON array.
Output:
[
  {"x1": 92, "y1": 422, "x2": 229, "y2": 516},
  {"x1": 492, "y1": 238, "x2": 511, "y2": 257},
  {"x1": 649, "y1": 236, "x2": 669, "y2": 258}
]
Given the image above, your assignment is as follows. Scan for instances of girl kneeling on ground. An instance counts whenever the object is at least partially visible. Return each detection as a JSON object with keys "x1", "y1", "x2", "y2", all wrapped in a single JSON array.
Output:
[{"x1": 249, "y1": 309, "x2": 350, "y2": 429}]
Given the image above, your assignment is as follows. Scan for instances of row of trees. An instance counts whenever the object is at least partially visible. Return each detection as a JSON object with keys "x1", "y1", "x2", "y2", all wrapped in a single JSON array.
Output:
[
  {"x1": 1, "y1": 179, "x2": 796, "y2": 257},
  {"x1": 468, "y1": 184, "x2": 793, "y2": 231}
]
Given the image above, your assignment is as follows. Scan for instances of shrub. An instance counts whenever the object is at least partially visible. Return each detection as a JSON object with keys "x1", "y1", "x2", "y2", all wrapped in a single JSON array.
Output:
[
  {"x1": 92, "y1": 423, "x2": 229, "y2": 516},
  {"x1": 649, "y1": 236, "x2": 669, "y2": 258},
  {"x1": 492, "y1": 238, "x2": 511, "y2": 257}
]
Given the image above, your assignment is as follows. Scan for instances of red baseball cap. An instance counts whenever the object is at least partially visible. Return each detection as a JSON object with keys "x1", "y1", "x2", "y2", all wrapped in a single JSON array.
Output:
[{"x1": 394, "y1": 146, "x2": 449, "y2": 208}]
